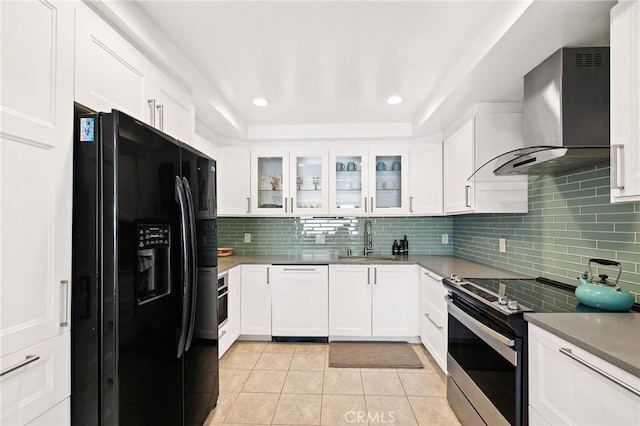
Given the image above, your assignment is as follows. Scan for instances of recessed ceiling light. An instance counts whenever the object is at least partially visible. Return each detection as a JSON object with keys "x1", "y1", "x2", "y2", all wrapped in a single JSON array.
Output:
[
  {"x1": 252, "y1": 97, "x2": 270, "y2": 107},
  {"x1": 387, "y1": 95, "x2": 403, "y2": 105}
]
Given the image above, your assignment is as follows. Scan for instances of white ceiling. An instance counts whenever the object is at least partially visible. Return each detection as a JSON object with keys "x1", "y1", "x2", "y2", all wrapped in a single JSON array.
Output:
[{"x1": 133, "y1": 0, "x2": 614, "y2": 137}]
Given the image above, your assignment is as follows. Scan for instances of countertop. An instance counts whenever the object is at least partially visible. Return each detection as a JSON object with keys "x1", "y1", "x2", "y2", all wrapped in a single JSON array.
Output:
[
  {"x1": 525, "y1": 312, "x2": 640, "y2": 378},
  {"x1": 216, "y1": 254, "x2": 639, "y2": 379},
  {"x1": 217, "y1": 254, "x2": 528, "y2": 279}
]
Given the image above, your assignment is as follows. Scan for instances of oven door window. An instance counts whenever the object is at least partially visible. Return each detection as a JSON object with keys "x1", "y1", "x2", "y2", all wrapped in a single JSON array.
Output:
[{"x1": 449, "y1": 312, "x2": 519, "y2": 424}]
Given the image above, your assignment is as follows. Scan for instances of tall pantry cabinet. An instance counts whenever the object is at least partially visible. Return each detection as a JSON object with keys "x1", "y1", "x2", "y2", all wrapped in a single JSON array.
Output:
[{"x1": 0, "y1": 1, "x2": 73, "y2": 424}]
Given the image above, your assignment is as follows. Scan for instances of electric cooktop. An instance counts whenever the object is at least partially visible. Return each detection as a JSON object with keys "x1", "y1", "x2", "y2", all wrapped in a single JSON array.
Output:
[{"x1": 443, "y1": 276, "x2": 608, "y2": 316}]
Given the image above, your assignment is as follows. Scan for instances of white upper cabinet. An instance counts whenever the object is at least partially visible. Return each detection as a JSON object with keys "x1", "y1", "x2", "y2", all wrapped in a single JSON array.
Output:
[
  {"x1": 218, "y1": 146, "x2": 251, "y2": 216},
  {"x1": 443, "y1": 119, "x2": 475, "y2": 213},
  {"x1": 290, "y1": 150, "x2": 330, "y2": 216},
  {"x1": 250, "y1": 149, "x2": 329, "y2": 216},
  {"x1": 409, "y1": 136, "x2": 443, "y2": 215},
  {"x1": 443, "y1": 104, "x2": 528, "y2": 214},
  {"x1": 369, "y1": 149, "x2": 410, "y2": 215},
  {"x1": 75, "y1": 3, "x2": 195, "y2": 143},
  {"x1": 610, "y1": 0, "x2": 640, "y2": 203},
  {"x1": 250, "y1": 150, "x2": 291, "y2": 215},
  {"x1": 330, "y1": 150, "x2": 370, "y2": 215},
  {"x1": 75, "y1": 3, "x2": 153, "y2": 120},
  {"x1": 148, "y1": 72, "x2": 196, "y2": 144},
  {"x1": 329, "y1": 147, "x2": 409, "y2": 216},
  {"x1": 1, "y1": 1, "x2": 73, "y2": 423}
]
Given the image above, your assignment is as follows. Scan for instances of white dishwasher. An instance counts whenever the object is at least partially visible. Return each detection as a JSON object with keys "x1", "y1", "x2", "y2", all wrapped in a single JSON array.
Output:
[{"x1": 270, "y1": 265, "x2": 329, "y2": 338}]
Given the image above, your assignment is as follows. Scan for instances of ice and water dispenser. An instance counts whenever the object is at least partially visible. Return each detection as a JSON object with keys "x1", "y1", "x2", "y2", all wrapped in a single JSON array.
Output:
[{"x1": 136, "y1": 223, "x2": 171, "y2": 304}]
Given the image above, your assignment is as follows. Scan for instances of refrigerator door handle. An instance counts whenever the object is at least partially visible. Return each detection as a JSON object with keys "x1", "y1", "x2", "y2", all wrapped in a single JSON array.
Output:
[
  {"x1": 182, "y1": 177, "x2": 198, "y2": 352},
  {"x1": 175, "y1": 176, "x2": 191, "y2": 358}
]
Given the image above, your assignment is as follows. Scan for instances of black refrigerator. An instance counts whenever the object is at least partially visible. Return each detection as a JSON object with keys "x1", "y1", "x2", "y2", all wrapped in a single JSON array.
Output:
[{"x1": 71, "y1": 106, "x2": 219, "y2": 425}]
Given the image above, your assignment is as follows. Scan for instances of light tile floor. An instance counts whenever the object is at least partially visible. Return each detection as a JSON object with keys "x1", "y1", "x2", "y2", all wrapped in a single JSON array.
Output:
[{"x1": 205, "y1": 341, "x2": 461, "y2": 425}]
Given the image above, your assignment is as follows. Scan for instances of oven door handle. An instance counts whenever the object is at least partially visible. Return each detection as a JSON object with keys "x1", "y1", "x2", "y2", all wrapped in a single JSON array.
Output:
[{"x1": 447, "y1": 299, "x2": 518, "y2": 366}]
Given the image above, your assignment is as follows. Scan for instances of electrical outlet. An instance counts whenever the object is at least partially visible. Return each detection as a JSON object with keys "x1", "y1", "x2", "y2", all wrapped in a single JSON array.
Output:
[
  {"x1": 244, "y1": 233, "x2": 251, "y2": 243},
  {"x1": 315, "y1": 234, "x2": 325, "y2": 244},
  {"x1": 499, "y1": 238, "x2": 506, "y2": 253},
  {"x1": 441, "y1": 234, "x2": 449, "y2": 244}
]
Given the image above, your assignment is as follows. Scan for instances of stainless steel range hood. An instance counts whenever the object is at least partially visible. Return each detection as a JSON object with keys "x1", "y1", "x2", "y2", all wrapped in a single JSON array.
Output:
[{"x1": 493, "y1": 47, "x2": 610, "y2": 176}]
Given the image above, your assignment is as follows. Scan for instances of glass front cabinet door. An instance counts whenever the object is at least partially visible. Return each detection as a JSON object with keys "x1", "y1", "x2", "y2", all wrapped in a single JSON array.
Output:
[
  {"x1": 368, "y1": 150, "x2": 409, "y2": 215},
  {"x1": 329, "y1": 152, "x2": 369, "y2": 215},
  {"x1": 250, "y1": 150, "x2": 329, "y2": 216},
  {"x1": 251, "y1": 152, "x2": 290, "y2": 215},
  {"x1": 291, "y1": 151, "x2": 329, "y2": 216}
]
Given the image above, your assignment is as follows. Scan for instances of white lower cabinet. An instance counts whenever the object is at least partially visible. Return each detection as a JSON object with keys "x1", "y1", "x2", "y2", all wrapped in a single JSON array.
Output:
[
  {"x1": 0, "y1": 333, "x2": 70, "y2": 425},
  {"x1": 329, "y1": 265, "x2": 372, "y2": 336},
  {"x1": 219, "y1": 266, "x2": 242, "y2": 358},
  {"x1": 528, "y1": 323, "x2": 640, "y2": 426},
  {"x1": 528, "y1": 405, "x2": 551, "y2": 426},
  {"x1": 26, "y1": 398, "x2": 69, "y2": 426},
  {"x1": 418, "y1": 268, "x2": 448, "y2": 373},
  {"x1": 329, "y1": 265, "x2": 418, "y2": 338},
  {"x1": 228, "y1": 266, "x2": 242, "y2": 342},
  {"x1": 371, "y1": 265, "x2": 419, "y2": 336},
  {"x1": 240, "y1": 265, "x2": 272, "y2": 336},
  {"x1": 270, "y1": 265, "x2": 329, "y2": 337}
]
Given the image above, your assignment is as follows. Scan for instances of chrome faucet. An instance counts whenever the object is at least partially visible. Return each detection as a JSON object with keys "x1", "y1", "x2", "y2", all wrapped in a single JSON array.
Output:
[{"x1": 364, "y1": 220, "x2": 373, "y2": 256}]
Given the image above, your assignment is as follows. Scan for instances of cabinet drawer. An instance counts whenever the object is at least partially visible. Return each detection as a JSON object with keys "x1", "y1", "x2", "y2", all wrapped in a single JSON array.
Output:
[
  {"x1": 419, "y1": 269, "x2": 447, "y2": 319},
  {"x1": 419, "y1": 306, "x2": 447, "y2": 373},
  {"x1": 1, "y1": 333, "x2": 70, "y2": 425},
  {"x1": 27, "y1": 397, "x2": 69, "y2": 425},
  {"x1": 219, "y1": 325, "x2": 233, "y2": 359},
  {"x1": 528, "y1": 405, "x2": 551, "y2": 426},
  {"x1": 529, "y1": 324, "x2": 640, "y2": 425}
]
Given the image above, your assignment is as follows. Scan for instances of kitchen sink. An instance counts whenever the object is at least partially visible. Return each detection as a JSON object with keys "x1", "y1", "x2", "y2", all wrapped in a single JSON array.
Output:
[{"x1": 337, "y1": 255, "x2": 398, "y2": 262}]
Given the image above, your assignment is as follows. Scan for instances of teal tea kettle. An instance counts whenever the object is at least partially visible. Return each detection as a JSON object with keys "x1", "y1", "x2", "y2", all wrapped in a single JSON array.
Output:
[{"x1": 575, "y1": 258, "x2": 634, "y2": 311}]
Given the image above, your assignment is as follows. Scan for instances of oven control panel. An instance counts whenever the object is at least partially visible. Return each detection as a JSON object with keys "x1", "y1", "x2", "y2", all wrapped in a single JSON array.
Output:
[{"x1": 443, "y1": 277, "x2": 532, "y2": 315}]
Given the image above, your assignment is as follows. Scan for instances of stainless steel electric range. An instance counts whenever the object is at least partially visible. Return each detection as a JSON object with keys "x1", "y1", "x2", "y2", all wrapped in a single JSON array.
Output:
[{"x1": 443, "y1": 275, "x2": 603, "y2": 426}]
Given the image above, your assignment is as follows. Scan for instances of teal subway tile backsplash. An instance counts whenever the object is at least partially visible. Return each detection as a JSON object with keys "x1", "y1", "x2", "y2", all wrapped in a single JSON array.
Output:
[
  {"x1": 217, "y1": 164, "x2": 639, "y2": 301},
  {"x1": 218, "y1": 216, "x2": 454, "y2": 257},
  {"x1": 453, "y1": 165, "x2": 640, "y2": 299}
]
